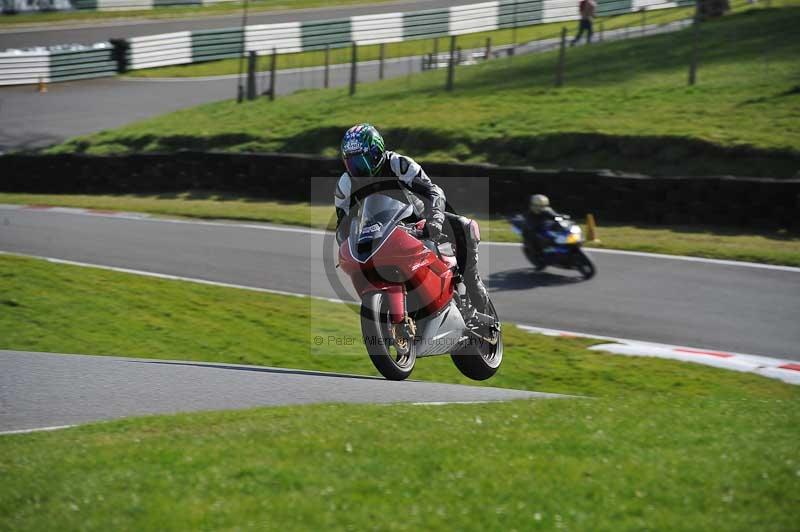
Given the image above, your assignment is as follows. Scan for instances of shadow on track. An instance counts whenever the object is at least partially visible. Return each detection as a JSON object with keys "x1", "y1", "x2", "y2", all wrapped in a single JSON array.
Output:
[
  {"x1": 122, "y1": 360, "x2": 382, "y2": 382},
  {"x1": 485, "y1": 268, "x2": 585, "y2": 292}
]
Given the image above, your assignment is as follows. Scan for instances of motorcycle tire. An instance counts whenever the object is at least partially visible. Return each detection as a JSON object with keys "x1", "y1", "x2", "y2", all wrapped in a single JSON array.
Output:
[
  {"x1": 451, "y1": 300, "x2": 503, "y2": 381},
  {"x1": 574, "y1": 249, "x2": 596, "y2": 280},
  {"x1": 361, "y1": 291, "x2": 416, "y2": 381},
  {"x1": 523, "y1": 244, "x2": 546, "y2": 271}
]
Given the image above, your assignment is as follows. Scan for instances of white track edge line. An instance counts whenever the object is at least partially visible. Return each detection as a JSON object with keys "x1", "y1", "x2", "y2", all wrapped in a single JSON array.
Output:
[
  {"x1": 0, "y1": 250, "x2": 350, "y2": 305},
  {"x1": 0, "y1": 424, "x2": 75, "y2": 436},
  {"x1": 3, "y1": 250, "x2": 797, "y2": 384}
]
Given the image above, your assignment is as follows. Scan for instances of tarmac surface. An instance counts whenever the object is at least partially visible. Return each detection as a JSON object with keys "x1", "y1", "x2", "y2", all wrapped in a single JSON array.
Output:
[
  {"x1": 2, "y1": 206, "x2": 798, "y2": 361},
  {"x1": 0, "y1": 350, "x2": 561, "y2": 432}
]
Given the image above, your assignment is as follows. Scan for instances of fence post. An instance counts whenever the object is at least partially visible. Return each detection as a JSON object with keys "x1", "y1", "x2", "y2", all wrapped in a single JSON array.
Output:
[
  {"x1": 485, "y1": 37, "x2": 492, "y2": 60},
  {"x1": 446, "y1": 35, "x2": 456, "y2": 91},
  {"x1": 269, "y1": 47, "x2": 276, "y2": 100},
  {"x1": 555, "y1": 27, "x2": 567, "y2": 87},
  {"x1": 379, "y1": 42, "x2": 385, "y2": 80},
  {"x1": 110, "y1": 39, "x2": 129, "y2": 74},
  {"x1": 324, "y1": 45, "x2": 330, "y2": 88},
  {"x1": 511, "y1": 0, "x2": 518, "y2": 55},
  {"x1": 349, "y1": 41, "x2": 357, "y2": 96},
  {"x1": 688, "y1": 18, "x2": 698, "y2": 85},
  {"x1": 246, "y1": 50, "x2": 256, "y2": 100},
  {"x1": 640, "y1": 7, "x2": 646, "y2": 35}
]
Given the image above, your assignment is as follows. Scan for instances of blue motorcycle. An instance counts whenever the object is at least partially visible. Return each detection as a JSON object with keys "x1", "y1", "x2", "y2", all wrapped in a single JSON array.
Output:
[{"x1": 510, "y1": 214, "x2": 596, "y2": 279}]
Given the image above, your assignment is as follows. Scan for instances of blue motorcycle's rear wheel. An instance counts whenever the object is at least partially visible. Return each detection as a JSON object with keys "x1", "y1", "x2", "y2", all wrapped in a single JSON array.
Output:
[{"x1": 523, "y1": 245, "x2": 546, "y2": 271}]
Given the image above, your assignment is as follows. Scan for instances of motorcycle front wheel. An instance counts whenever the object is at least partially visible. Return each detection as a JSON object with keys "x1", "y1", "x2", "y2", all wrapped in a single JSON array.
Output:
[
  {"x1": 451, "y1": 300, "x2": 503, "y2": 381},
  {"x1": 361, "y1": 291, "x2": 416, "y2": 381},
  {"x1": 573, "y1": 249, "x2": 596, "y2": 280}
]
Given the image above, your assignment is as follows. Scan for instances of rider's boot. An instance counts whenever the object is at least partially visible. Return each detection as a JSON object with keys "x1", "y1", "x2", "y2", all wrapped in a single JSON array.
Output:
[
  {"x1": 445, "y1": 213, "x2": 491, "y2": 322},
  {"x1": 459, "y1": 218, "x2": 490, "y2": 318}
]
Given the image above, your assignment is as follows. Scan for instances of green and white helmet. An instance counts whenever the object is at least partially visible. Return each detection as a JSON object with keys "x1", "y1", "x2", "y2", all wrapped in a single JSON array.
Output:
[{"x1": 341, "y1": 124, "x2": 386, "y2": 177}]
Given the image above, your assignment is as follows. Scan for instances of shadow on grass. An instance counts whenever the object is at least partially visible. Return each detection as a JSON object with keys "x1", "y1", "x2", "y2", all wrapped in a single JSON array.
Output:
[{"x1": 66, "y1": 133, "x2": 264, "y2": 154}]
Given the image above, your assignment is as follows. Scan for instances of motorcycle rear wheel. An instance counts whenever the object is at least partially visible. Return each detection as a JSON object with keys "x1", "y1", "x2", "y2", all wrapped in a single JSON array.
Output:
[
  {"x1": 523, "y1": 244, "x2": 546, "y2": 271},
  {"x1": 451, "y1": 300, "x2": 503, "y2": 381},
  {"x1": 361, "y1": 292, "x2": 416, "y2": 381}
]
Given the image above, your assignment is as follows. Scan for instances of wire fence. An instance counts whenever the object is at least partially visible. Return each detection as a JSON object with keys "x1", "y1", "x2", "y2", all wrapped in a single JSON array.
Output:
[{"x1": 235, "y1": 0, "x2": 783, "y2": 100}]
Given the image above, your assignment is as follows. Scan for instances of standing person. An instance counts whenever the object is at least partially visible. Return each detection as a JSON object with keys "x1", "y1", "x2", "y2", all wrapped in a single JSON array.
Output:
[{"x1": 571, "y1": 0, "x2": 597, "y2": 46}]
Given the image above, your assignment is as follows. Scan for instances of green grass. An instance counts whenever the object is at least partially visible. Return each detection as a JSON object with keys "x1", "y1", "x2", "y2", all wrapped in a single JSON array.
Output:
[
  {"x1": 0, "y1": 0, "x2": 396, "y2": 27},
  {"x1": 0, "y1": 254, "x2": 798, "y2": 530},
  {"x1": 2, "y1": 192, "x2": 799, "y2": 266},
  {"x1": 127, "y1": 5, "x2": 695, "y2": 78},
  {"x1": 50, "y1": 4, "x2": 800, "y2": 178}
]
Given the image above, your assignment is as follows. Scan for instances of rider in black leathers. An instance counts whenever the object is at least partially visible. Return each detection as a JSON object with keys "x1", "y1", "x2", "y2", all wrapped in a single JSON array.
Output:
[{"x1": 523, "y1": 194, "x2": 560, "y2": 266}]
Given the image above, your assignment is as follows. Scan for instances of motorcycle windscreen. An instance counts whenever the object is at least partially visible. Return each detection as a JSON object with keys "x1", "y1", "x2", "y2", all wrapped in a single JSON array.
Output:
[{"x1": 349, "y1": 193, "x2": 414, "y2": 263}]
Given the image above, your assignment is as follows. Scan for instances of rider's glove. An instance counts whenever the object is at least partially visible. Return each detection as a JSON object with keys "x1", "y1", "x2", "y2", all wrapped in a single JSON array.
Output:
[{"x1": 424, "y1": 219, "x2": 443, "y2": 240}]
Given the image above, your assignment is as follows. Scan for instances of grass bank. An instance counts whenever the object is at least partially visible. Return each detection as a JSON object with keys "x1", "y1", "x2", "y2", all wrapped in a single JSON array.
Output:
[
  {"x1": 0, "y1": 0, "x2": 394, "y2": 27},
  {"x1": 49, "y1": 5, "x2": 800, "y2": 178},
  {"x1": 0, "y1": 254, "x2": 798, "y2": 530},
  {"x1": 2, "y1": 192, "x2": 799, "y2": 266}
]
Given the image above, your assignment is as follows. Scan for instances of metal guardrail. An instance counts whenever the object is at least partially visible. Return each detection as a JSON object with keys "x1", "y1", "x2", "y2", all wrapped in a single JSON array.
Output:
[
  {"x1": 0, "y1": 43, "x2": 116, "y2": 85},
  {"x1": 0, "y1": 0, "x2": 693, "y2": 85},
  {"x1": 123, "y1": 0, "x2": 693, "y2": 71}
]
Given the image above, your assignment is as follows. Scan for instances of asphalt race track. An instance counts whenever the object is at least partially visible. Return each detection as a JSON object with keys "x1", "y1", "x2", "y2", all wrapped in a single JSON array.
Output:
[
  {"x1": 0, "y1": 56, "x2": 427, "y2": 151},
  {"x1": 2, "y1": 206, "x2": 798, "y2": 360},
  {"x1": 0, "y1": 0, "x2": 468, "y2": 49},
  {"x1": 0, "y1": 350, "x2": 559, "y2": 432}
]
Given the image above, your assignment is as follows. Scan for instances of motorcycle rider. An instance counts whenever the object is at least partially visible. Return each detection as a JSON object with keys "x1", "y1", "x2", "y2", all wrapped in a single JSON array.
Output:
[
  {"x1": 334, "y1": 123, "x2": 490, "y2": 314},
  {"x1": 524, "y1": 194, "x2": 559, "y2": 265},
  {"x1": 526, "y1": 194, "x2": 558, "y2": 226}
]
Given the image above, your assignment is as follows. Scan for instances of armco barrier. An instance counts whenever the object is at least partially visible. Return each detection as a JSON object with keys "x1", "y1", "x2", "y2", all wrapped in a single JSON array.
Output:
[
  {"x1": 1, "y1": 152, "x2": 798, "y2": 229},
  {"x1": 0, "y1": 0, "x2": 689, "y2": 83},
  {"x1": 120, "y1": 0, "x2": 688, "y2": 71},
  {"x1": 0, "y1": 43, "x2": 117, "y2": 85},
  {"x1": 0, "y1": 49, "x2": 49, "y2": 86}
]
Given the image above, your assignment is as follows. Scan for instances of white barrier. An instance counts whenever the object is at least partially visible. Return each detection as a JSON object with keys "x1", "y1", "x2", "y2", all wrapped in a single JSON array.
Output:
[
  {"x1": 127, "y1": 31, "x2": 192, "y2": 69},
  {"x1": 0, "y1": 50, "x2": 50, "y2": 85},
  {"x1": 450, "y1": 2, "x2": 500, "y2": 35},
  {"x1": 245, "y1": 22, "x2": 303, "y2": 55},
  {"x1": 351, "y1": 13, "x2": 405, "y2": 45}
]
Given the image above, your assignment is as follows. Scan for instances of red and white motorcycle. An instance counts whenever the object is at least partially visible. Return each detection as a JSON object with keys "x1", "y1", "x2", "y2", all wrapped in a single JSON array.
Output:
[{"x1": 338, "y1": 192, "x2": 502, "y2": 381}]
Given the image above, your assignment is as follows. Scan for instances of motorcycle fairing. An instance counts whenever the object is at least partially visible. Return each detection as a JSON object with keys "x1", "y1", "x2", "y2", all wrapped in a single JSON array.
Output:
[
  {"x1": 414, "y1": 300, "x2": 468, "y2": 357},
  {"x1": 339, "y1": 193, "x2": 456, "y2": 322}
]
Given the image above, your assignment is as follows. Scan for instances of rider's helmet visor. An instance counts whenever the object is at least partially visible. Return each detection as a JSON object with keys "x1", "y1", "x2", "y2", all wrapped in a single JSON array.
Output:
[{"x1": 343, "y1": 152, "x2": 374, "y2": 177}]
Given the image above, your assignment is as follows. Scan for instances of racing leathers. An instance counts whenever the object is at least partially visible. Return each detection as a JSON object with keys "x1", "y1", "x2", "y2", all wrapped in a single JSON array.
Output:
[
  {"x1": 334, "y1": 151, "x2": 490, "y2": 314},
  {"x1": 524, "y1": 206, "x2": 559, "y2": 266}
]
